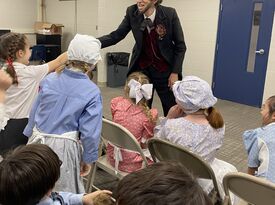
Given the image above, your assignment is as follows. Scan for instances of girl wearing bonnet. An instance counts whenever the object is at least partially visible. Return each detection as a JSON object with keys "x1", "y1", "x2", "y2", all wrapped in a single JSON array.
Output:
[
  {"x1": 23, "y1": 34, "x2": 103, "y2": 193},
  {"x1": 154, "y1": 75, "x2": 238, "y2": 204}
]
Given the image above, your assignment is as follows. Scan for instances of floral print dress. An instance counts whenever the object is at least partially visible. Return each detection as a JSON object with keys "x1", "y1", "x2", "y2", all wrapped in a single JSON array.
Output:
[{"x1": 107, "y1": 97, "x2": 158, "y2": 173}]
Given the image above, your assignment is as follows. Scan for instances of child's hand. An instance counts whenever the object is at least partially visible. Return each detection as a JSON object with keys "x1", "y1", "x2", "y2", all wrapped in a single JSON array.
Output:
[
  {"x1": 80, "y1": 162, "x2": 92, "y2": 176},
  {"x1": 0, "y1": 70, "x2": 12, "y2": 91},
  {"x1": 167, "y1": 105, "x2": 184, "y2": 119},
  {"x1": 82, "y1": 190, "x2": 112, "y2": 205}
]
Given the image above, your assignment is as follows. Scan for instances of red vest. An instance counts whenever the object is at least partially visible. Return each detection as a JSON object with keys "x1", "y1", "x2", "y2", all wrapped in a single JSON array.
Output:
[{"x1": 138, "y1": 29, "x2": 168, "y2": 72}]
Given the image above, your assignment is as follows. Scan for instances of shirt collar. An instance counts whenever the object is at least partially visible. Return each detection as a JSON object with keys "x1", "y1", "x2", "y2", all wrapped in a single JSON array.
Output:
[
  {"x1": 63, "y1": 67, "x2": 88, "y2": 79},
  {"x1": 143, "y1": 8, "x2": 156, "y2": 23}
]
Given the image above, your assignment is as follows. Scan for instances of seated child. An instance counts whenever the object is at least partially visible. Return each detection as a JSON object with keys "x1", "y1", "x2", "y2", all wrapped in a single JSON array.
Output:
[
  {"x1": 23, "y1": 34, "x2": 103, "y2": 193},
  {"x1": 243, "y1": 95, "x2": 275, "y2": 183},
  {"x1": 0, "y1": 144, "x2": 111, "y2": 205},
  {"x1": 154, "y1": 76, "x2": 237, "y2": 204},
  {"x1": 115, "y1": 161, "x2": 212, "y2": 205},
  {"x1": 107, "y1": 72, "x2": 158, "y2": 172}
]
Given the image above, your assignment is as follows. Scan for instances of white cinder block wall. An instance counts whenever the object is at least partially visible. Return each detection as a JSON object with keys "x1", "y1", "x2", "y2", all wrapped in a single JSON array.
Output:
[
  {"x1": 0, "y1": 0, "x2": 37, "y2": 45},
  {"x1": 97, "y1": 0, "x2": 220, "y2": 84},
  {"x1": 44, "y1": 0, "x2": 98, "y2": 51},
  {"x1": 0, "y1": 0, "x2": 273, "y2": 101},
  {"x1": 165, "y1": 0, "x2": 220, "y2": 84},
  {"x1": 41, "y1": 0, "x2": 221, "y2": 85},
  {"x1": 263, "y1": 16, "x2": 275, "y2": 102},
  {"x1": 97, "y1": 0, "x2": 134, "y2": 84}
]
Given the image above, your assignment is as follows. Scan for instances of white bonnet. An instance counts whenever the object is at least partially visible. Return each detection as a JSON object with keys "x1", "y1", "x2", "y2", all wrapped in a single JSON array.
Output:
[
  {"x1": 172, "y1": 76, "x2": 217, "y2": 114},
  {"x1": 68, "y1": 34, "x2": 102, "y2": 65}
]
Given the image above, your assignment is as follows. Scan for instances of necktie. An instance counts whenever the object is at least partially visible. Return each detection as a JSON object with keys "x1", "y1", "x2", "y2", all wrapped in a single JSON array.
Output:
[{"x1": 140, "y1": 18, "x2": 154, "y2": 31}]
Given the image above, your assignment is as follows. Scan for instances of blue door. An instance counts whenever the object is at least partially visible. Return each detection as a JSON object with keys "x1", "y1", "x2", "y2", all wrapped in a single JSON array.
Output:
[{"x1": 213, "y1": 0, "x2": 275, "y2": 107}]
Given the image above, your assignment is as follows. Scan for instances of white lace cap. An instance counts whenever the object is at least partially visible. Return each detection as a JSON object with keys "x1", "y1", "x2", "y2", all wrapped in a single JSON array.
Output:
[
  {"x1": 128, "y1": 79, "x2": 153, "y2": 104},
  {"x1": 173, "y1": 76, "x2": 217, "y2": 114},
  {"x1": 68, "y1": 34, "x2": 102, "y2": 65}
]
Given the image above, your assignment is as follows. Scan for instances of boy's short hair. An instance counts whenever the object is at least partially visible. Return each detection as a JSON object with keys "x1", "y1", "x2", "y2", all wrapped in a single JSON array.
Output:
[
  {"x1": 0, "y1": 144, "x2": 60, "y2": 205},
  {"x1": 115, "y1": 161, "x2": 212, "y2": 205}
]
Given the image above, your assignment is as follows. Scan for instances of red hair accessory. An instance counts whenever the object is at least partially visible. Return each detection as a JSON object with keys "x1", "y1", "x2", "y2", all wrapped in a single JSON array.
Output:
[{"x1": 6, "y1": 57, "x2": 13, "y2": 66}]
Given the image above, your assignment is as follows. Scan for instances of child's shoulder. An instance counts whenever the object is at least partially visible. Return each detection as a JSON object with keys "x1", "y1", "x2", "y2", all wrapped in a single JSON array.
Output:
[{"x1": 111, "y1": 96, "x2": 129, "y2": 104}]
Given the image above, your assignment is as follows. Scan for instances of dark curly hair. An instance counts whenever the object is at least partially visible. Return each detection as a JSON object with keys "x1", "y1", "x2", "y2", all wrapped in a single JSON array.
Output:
[
  {"x1": 115, "y1": 161, "x2": 212, "y2": 205},
  {"x1": 0, "y1": 144, "x2": 61, "y2": 205}
]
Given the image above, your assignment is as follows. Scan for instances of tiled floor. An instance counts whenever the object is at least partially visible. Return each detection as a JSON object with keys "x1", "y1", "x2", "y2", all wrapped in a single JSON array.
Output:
[{"x1": 93, "y1": 85, "x2": 262, "y2": 194}]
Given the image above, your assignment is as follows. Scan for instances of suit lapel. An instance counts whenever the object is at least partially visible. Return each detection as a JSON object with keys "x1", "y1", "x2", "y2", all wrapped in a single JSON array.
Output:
[
  {"x1": 155, "y1": 6, "x2": 169, "y2": 44},
  {"x1": 132, "y1": 8, "x2": 144, "y2": 45},
  {"x1": 155, "y1": 6, "x2": 168, "y2": 30}
]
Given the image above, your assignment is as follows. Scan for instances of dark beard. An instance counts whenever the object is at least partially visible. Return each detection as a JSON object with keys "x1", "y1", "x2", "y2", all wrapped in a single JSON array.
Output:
[{"x1": 138, "y1": 2, "x2": 154, "y2": 14}]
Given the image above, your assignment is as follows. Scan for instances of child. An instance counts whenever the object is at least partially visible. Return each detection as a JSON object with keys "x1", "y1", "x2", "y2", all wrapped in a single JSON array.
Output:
[
  {"x1": 23, "y1": 34, "x2": 103, "y2": 193},
  {"x1": 154, "y1": 76, "x2": 237, "y2": 204},
  {"x1": 115, "y1": 161, "x2": 212, "y2": 205},
  {"x1": 243, "y1": 95, "x2": 275, "y2": 183},
  {"x1": 0, "y1": 32, "x2": 67, "y2": 155},
  {"x1": 107, "y1": 71, "x2": 158, "y2": 173},
  {"x1": 0, "y1": 144, "x2": 112, "y2": 205}
]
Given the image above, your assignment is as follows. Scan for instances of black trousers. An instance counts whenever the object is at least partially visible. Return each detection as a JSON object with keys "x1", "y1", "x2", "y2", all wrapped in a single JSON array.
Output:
[
  {"x1": 140, "y1": 66, "x2": 176, "y2": 116},
  {"x1": 0, "y1": 118, "x2": 28, "y2": 155}
]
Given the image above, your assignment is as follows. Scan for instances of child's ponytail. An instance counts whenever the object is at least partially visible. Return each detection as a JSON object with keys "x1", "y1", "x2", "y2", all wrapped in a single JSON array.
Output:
[
  {"x1": 206, "y1": 107, "x2": 224, "y2": 129},
  {"x1": 138, "y1": 99, "x2": 156, "y2": 123},
  {"x1": 0, "y1": 33, "x2": 26, "y2": 85},
  {"x1": 267, "y1": 95, "x2": 275, "y2": 120},
  {"x1": 6, "y1": 57, "x2": 18, "y2": 84}
]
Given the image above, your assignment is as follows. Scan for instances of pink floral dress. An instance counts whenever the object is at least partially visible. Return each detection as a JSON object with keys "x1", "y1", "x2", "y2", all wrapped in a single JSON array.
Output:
[{"x1": 107, "y1": 97, "x2": 158, "y2": 173}]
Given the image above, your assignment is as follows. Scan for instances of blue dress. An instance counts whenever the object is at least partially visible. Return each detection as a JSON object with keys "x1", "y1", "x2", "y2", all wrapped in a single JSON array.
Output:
[
  {"x1": 243, "y1": 122, "x2": 275, "y2": 183},
  {"x1": 24, "y1": 68, "x2": 103, "y2": 193},
  {"x1": 37, "y1": 192, "x2": 83, "y2": 205}
]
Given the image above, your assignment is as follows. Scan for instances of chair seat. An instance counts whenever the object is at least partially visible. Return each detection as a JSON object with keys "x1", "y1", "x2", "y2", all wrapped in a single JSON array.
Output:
[{"x1": 96, "y1": 155, "x2": 128, "y2": 179}]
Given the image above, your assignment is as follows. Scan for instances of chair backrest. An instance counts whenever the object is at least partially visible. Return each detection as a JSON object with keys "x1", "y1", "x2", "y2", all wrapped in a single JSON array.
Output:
[
  {"x1": 223, "y1": 172, "x2": 275, "y2": 205},
  {"x1": 148, "y1": 138, "x2": 221, "y2": 197},
  {"x1": 101, "y1": 118, "x2": 148, "y2": 166}
]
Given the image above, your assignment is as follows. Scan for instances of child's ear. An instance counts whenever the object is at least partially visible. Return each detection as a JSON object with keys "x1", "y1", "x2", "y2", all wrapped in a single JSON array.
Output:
[{"x1": 16, "y1": 49, "x2": 24, "y2": 58}]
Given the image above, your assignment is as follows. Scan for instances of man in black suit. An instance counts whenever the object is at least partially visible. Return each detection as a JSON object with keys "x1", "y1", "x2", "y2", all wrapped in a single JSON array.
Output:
[{"x1": 98, "y1": 0, "x2": 186, "y2": 116}]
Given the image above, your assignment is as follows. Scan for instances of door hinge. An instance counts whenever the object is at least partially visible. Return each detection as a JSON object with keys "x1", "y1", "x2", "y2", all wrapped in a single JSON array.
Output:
[
  {"x1": 220, "y1": 4, "x2": 223, "y2": 12},
  {"x1": 212, "y1": 82, "x2": 215, "y2": 89}
]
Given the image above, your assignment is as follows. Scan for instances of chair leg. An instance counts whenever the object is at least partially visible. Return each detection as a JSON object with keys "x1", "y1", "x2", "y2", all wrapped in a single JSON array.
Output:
[
  {"x1": 85, "y1": 163, "x2": 96, "y2": 193},
  {"x1": 85, "y1": 139, "x2": 104, "y2": 192},
  {"x1": 87, "y1": 163, "x2": 98, "y2": 193}
]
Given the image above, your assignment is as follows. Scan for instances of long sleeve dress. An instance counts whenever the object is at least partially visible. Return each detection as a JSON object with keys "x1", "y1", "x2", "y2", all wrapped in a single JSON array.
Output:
[
  {"x1": 154, "y1": 117, "x2": 238, "y2": 204},
  {"x1": 107, "y1": 97, "x2": 158, "y2": 173},
  {"x1": 24, "y1": 68, "x2": 102, "y2": 193}
]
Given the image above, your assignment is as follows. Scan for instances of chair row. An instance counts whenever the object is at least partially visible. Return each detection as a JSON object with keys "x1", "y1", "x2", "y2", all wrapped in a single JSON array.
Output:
[{"x1": 86, "y1": 118, "x2": 275, "y2": 205}]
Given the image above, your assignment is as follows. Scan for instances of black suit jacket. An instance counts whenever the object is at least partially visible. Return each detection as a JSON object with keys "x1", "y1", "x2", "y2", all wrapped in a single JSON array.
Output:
[{"x1": 98, "y1": 4, "x2": 187, "y2": 75}]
